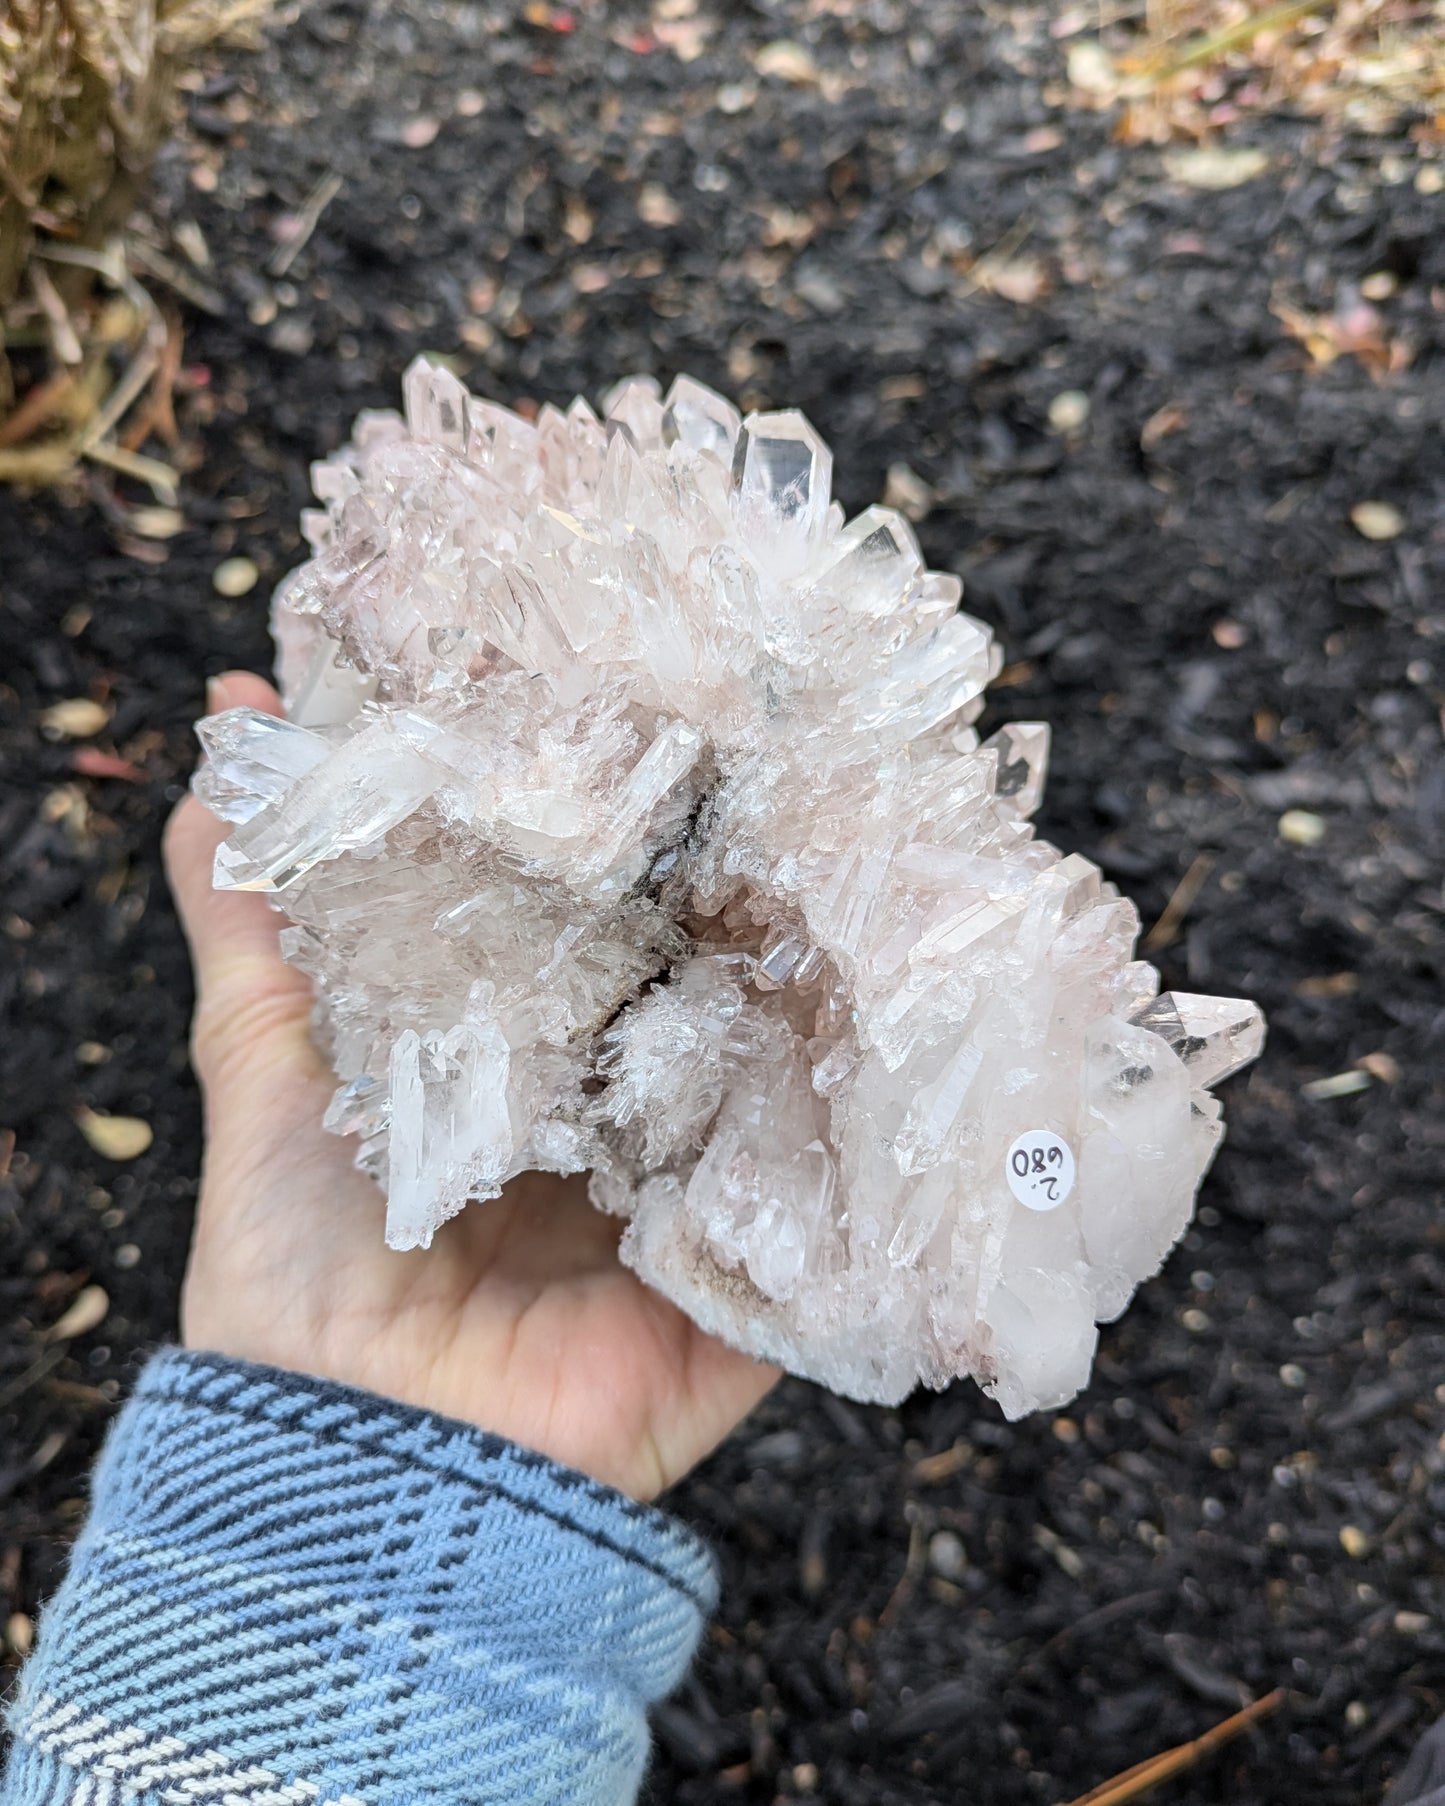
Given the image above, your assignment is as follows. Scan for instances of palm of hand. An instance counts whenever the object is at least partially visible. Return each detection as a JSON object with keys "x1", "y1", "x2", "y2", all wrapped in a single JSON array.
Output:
[{"x1": 166, "y1": 672, "x2": 775, "y2": 1501}]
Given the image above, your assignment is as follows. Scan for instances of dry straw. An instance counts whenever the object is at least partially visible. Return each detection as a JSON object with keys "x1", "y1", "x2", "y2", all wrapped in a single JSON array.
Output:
[
  {"x1": 0, "y1": 0, "x2": 269, "y2": 481},
  {"x1": 1065, "y1": 0, "x2": 1445, "y2": 143}
]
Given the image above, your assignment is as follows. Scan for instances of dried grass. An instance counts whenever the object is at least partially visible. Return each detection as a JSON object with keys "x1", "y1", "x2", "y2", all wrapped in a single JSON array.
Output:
[
  {"x1": 0, "y1": 0, "x2": 269, "y2": 468},
  {"x1": 1061, "y1": 0, "x2": 1445, "y2": 144}
]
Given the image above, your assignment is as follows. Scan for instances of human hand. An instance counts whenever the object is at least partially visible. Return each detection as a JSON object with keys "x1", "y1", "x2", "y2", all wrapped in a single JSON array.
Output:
[{"x1": 163, "y1": 670, "x2": 778, "y2": 1500}]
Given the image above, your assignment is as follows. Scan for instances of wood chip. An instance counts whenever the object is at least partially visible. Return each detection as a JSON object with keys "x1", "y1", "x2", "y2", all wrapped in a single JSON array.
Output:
[
  {"x1": 1350, "y1": 501, "x2": 1405, "y2": 541},
  {"x1": 638, "y1": 183, "x2": 681, "y2": 226},
  {"x1": 753, "y1": 40, "x2": 819, "y2": 84},
  {"x1": 1295, "y1": 972, "x2": 1357, "y2": 998},
  {"x1": 213, "y1": 556, "x2": 260, "y2": 597},
  {"x1": 1301, "y1": 1071, "x2": 1372, "y2": 1101},
  {"x1": 1163, "y1": 147, "x2": 1270, "y2": 191},
  {"x1": 913, "y1": 1441, "x2": 972, "y2": 1484},
  {"x1": 40, "y1": 698, "x2": 109, "y2": 738},
  {"x1": 882, "y1": 462, "x2": 936, "y2": 522},
  {"x1": 1067, "y1": 41, "x2": 1117, "y2": 94},
  {"x1": 1048, "y1": 390, "x2": 1091, "y2": 432},
  {"x1": 400, "y1": 116, "x2": 441, "y2": 149},
  {"x1": 1278, "y1": 809, "x2": 1326, "y2": 847}
]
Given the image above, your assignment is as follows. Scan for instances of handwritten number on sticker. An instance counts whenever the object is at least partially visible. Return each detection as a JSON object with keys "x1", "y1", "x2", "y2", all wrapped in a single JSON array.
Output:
[{"x1": 1005, "y1": 1131, "x2": 1076, "y2": 1213}]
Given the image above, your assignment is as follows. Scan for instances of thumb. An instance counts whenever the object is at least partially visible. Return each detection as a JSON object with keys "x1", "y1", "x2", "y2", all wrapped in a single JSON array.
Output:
[{"x1": 164, "y1": 672, "x2": 320, "y2": 1092}]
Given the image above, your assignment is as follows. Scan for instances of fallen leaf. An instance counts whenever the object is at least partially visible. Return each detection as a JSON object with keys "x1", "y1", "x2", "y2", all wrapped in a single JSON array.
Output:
[
  {"x1": 76, "y1": 1109, "x2": 153, "y2": 1161},
  {"x1": 1273, "y1": 297, "x2": 1399, "y2": 379},
  {"x1": 1022, "y1": 126, "x2": 1063, "y2": 153},
  {"x1": 40, "y1": 699, "x2": 109, "y2": 738},
  {"x1": 44, "y1": 1284, "x2": 109, "y2": 1341},
  {"x1": 977, "y1": 259, "x2": 1049, "y2": 305},
  {"x1": 1163, "y1": 146, "x2": 1270, "y2": 190},
  {"x1": 71, "y1": 748, "x2": 144, "y2": 781}
]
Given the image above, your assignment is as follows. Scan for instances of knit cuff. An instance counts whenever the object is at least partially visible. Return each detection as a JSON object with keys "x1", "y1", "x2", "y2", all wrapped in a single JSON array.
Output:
[{"x1": 3, "y1": 1349, "x2": 716, "y2": 1806}]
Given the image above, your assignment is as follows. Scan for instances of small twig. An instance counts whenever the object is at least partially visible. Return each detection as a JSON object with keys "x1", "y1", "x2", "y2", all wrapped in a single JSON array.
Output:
[
  {"x1": 0, "y1": 372, "x2": 75, "y2": 448},
  {"x1": 268, "y1": 170, "x2": 343, "y2": 276},
  {"x1": 1061, "y1": 1688, "x2": 1285, "y2": 1806},
  {"x1": 1019, "y1": 1590, "x2": 1168, "y2": 1681},
  {"x1": 878, "y1": 1518, "x2": 927, "y2": 1628},
  {"x1": 29, "y1": 240, "x2": 178, "y2": 502},
  {"x1": 122, "y1": 307, "x2": 183, "y2": 450},
  {"x1": 81, "y1": 299, "x2": 165, "y2": 452},
  {"x1": 0, "y1": 1346, "x2": 69, "y2": 1414},
  {"x1": 1142, "y1": 852, "x2": 1213, "y2": 952},
  {"x1": 29, "y1": 261, "x2": 84, "y2": 366},
  {"x1": 85, "y1": 439, "x2": 179, "y2": 504},
  {"x1": 128, "y1": 237, "x2": 226, "y2": 316}
]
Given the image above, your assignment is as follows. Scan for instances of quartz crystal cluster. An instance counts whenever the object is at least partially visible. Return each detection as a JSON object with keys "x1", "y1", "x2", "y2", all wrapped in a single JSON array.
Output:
[{"x1": 195, "y1": 360, "x2": 1264, "y2": 1415}]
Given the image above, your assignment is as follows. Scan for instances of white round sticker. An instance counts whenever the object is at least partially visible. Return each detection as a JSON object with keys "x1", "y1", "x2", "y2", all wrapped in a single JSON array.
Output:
[{"x1": 1005, "y1": 1130, "x2": 1075, "y2": 1212}]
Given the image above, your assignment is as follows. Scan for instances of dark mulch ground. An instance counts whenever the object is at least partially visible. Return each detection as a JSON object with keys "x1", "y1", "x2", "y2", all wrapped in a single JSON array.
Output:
[{"x1": 3, "y1": 4, "x2": 1444, "y2": 1801}]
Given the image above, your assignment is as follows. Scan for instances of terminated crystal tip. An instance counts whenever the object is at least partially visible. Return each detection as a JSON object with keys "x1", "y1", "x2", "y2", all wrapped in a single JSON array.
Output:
[{"x1": 193, "y1": 360, "x2": 1266, "y2": 1415}]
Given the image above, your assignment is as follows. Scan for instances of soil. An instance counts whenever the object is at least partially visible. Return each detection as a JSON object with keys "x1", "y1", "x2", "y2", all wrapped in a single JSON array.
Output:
[{"x1": 2, "y1": 4, "x2": 1444, "y2": 1803}]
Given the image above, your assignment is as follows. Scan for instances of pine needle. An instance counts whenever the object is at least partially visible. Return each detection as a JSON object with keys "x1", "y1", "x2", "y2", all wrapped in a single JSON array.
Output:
[{"x1": 1060, "y1": 1688, "x2": 1286, "y2": 1806}]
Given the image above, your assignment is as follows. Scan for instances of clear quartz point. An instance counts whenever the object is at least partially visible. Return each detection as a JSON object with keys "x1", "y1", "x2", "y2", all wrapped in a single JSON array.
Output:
[
  {"x1": 193, "y1": 357, "x2": 1266, "y2": 1417},
  {"x1": 662, "y1": 374, "x2": 742, "y2": 462},
  {"x1": 985, "y1": 721, "x2": 1050, "y2": 818},
  {"x1": 212, "y1": 722, "x2": 440, "y2": 892},
  {"x1": 194, "y1": 707, "x2": 330, "y2": 823},
  {"x1": 387, "y1": 1020, "x2": 512, "y2": 1249},
  {"x1": 1130, "y1": 992, "x2": 1267, "y2": 1088},
  {"x1": 732, "y1": 410, "x2": 832, "y2": 572}
]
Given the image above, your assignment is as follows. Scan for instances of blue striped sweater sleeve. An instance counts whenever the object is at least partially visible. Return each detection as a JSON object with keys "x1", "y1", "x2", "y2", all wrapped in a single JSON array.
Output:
[{"x1": 1, "y1": 1349, "x2": 717, "y2": 1806}]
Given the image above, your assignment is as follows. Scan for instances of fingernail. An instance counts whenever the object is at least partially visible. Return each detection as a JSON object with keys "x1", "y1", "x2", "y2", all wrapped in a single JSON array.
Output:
[{"x1": 206, "y1": 676, "x2": 233, "y2": 714}]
